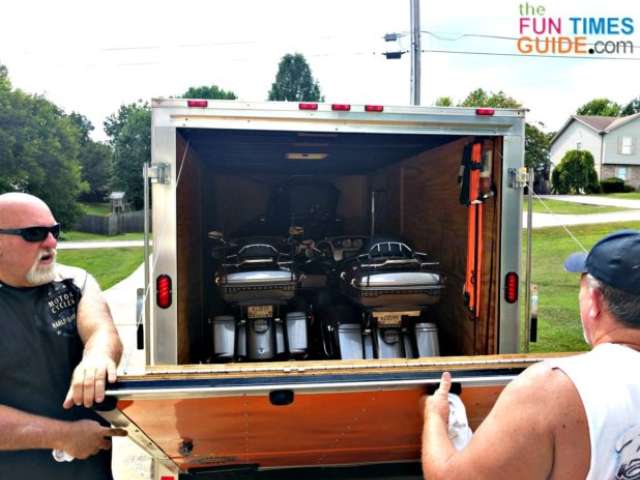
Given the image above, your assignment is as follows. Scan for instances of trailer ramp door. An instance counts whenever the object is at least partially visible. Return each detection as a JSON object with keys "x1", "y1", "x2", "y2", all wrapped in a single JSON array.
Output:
[{"x1": 100, "y1": 355, "x2": 562, "y2": 472}]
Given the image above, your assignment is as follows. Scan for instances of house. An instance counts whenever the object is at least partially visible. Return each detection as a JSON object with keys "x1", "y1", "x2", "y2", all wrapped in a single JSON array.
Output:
[{"x1": 550, "y1": 113, "x2": 640, "y2": 189}]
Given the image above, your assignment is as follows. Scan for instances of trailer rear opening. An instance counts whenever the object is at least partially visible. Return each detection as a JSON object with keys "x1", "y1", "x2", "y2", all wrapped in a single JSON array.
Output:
[{"x1": 170, "y1": 127, "x2": 504, "y2": 364}]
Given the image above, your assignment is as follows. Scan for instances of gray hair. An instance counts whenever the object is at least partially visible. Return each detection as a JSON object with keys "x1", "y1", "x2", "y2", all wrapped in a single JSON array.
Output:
[{"x1": 586, "y1": 274, "x2": 640, "y2": 328}]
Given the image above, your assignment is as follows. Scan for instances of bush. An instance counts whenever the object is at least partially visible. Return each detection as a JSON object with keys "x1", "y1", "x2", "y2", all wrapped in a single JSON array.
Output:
[
  {"x1": 600, "y1": 177, "x2": 625, "y2": 193},
  {"x1": 551, "y1": 150, "x2": 600, "y2": 194},
  {"x1": 600, "y1": 177, "x2": 636, "y2": 193}
]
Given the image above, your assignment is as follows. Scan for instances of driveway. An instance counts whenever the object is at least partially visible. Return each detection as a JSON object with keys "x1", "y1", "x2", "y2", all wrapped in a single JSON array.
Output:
[{"x1": 538, "y1": 194, "x2": 640, "y2": 209}]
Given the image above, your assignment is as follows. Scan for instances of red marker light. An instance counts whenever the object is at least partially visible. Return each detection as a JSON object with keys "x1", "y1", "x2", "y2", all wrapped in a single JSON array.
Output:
[
  {"x1": 475, "y1": 108, "x2": 495, "y2": 116},
  {"x1": 156, "y1": 274, "x2": 172, "y2": 309},
  {"x1": 299, "y1": 102, "x2": 318, "y2": 110},
  {"x1": 187, "y1": 100, "x2": 208, "y2": 108},
  {"x1": 505, "y1": 272, "x2": 519, "y2": 304},
  {"x1": 331, "y1": 104, "x2": 351, "y2": 111},
  {"x1": 365, "y1": 105, "x2": 384, "y2": 112}
]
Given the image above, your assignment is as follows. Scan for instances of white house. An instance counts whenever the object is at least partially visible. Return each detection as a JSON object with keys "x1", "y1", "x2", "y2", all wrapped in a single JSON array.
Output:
[{"x1": 550, "y1": 113, "x2": 640, "y2": 189}]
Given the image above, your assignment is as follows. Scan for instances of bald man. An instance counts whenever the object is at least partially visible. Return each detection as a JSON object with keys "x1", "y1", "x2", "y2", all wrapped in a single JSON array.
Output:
[
  {"x1": 422, "y1": 230, "x2": 640, "y2": 479},
  {"x1": 0, "y1": 193, "x2": 124, "y2": 479}
]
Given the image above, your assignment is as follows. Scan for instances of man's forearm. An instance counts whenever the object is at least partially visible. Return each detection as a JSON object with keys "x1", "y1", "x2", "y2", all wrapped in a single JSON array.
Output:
[
  {"x1": 422, "y1": 413, "x2": 457, "y2": 479},
  {"x1": 0, "y1": 404, "x2": 69, "y2": 451},
  {"x1": 83, "y1": 327, "x2": 122, "y2": 364}
]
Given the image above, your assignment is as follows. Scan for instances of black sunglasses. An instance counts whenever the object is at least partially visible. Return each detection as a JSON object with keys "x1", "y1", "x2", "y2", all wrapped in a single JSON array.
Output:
[{"x1": 0, "y1": 224, "x2": 61, "y2": 242}]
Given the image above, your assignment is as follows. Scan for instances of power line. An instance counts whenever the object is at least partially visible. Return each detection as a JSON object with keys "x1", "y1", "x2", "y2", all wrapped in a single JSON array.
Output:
[
  {"x1": 420, "y1": 30, "x2": 640, "y2": 50},
  {"x1": 421, "y1": 48, "x2": 640, "y2": 61}
]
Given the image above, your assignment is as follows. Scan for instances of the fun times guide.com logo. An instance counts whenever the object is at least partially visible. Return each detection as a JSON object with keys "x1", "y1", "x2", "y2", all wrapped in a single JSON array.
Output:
[{"x1": 517, "y1": 2, "x2": 635, "y2": 56}]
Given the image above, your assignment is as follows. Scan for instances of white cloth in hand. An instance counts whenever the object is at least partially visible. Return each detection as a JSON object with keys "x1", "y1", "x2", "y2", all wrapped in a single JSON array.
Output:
[{"x1": 447, "y1": 393, "x2": 473, "y2": 450}]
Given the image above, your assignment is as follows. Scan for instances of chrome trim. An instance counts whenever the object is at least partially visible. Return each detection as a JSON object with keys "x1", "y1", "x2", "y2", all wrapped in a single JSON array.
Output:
[
  {"x1": 225, "y1": 270, "x2": 293, "y2": 284},
  {"x1": 356, "y1": 272, "x2": 442, "y2": 288},
  {"x1": 107, "y1": 375, "x2": 517, "y2": 399}
]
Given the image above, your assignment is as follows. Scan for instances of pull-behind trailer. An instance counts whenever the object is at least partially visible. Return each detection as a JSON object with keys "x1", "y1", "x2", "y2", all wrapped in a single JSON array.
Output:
[{"x1": 100, "y1": 99, "x2": 553, "y2": 479}]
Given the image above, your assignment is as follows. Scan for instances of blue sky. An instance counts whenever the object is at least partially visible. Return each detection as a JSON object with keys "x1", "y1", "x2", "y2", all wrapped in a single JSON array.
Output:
[{"x1": 1, "y1": 0, "x2": 638, "y2": 140}]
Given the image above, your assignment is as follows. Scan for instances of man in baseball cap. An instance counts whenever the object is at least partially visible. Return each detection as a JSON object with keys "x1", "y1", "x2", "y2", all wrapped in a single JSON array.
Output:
[{"x1": 422, "y1": 229, "x2": 640, "y2": 479}]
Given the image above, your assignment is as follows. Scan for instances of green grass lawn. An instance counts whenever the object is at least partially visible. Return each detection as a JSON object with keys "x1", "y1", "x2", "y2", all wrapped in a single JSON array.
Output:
[
  {"x1": 524, "y1": 198, "x2": 627, "y2": 215},
  {"x1": 80, "y1": 202, "x2": 112, "y2": 216},
  {"x1": 598, "y1": 192, "x2": 640, "y2": 200},
  {"x1": 521, "y1": 220, "x2": 640, "y2": 353},
  {"x1": 57, "y1": 248, "x2": 144, "y2": 290},
  {"x1": 60, "y1": 231, "x2": 146, "y2": 242}
]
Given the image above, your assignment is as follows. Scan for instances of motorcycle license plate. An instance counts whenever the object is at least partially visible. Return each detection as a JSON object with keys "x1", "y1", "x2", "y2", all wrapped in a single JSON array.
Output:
[
  {"x1": 373, "y1": 311, "x2": 420, "y2": 326},
  {"x1": 248, "y1": 305, "x2": 273, "y2": 319}
]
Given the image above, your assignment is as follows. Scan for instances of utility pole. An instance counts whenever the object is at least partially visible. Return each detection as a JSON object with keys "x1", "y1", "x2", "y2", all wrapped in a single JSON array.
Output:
[{"x1": 410, "y1": 0, "x2": 421, "y2": 105}]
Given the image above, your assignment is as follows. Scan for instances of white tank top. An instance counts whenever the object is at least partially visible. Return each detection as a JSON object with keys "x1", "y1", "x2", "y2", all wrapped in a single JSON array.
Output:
[{"x1": 547, "y1": 343, "x2": 640, "y2": 479}]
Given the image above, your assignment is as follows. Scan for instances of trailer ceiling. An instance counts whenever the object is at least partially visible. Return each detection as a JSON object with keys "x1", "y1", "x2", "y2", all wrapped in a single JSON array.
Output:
[{"x1": 180, "y1": 128, "x2": 460, "y2": 174}]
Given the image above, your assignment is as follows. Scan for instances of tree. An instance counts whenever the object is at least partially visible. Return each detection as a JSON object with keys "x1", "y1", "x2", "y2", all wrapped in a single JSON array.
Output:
[
  {"x1": 0, "y1": 63, "x2": 10, "y2": 92},
  {"x1": 621, "y1": 97, "x2": 640, "y2": 116},
  {"x1": 525, "y1": 123, "x2": 554, "y2": 193},
  {"x1": 68, "y1": 112, "x2": 113, "y2": 202},
  {"x1": 182, "y1": 85, "x2": 236, "y2": 100},
  {"x1": 460, "y1": 88, "x2": 522, "y2": 109},
  {"x1": 0, "y1": 63, "x2": 87, "y2": 227},
  {"x1": 551, "y1": 150, "x2": 600, "y2": 194},
  {"x1": 268, "y1": 53, "x2": 323, "y2": 102},
  {"x1": 434, "y1": 96, "x2": 453, "y2": 107},
  {"x1": 104, "y1": 102, "x2": 151, "y2": 210},
  {"x1": 576, "y1": 98, "x2": 622, "y2": 117}
]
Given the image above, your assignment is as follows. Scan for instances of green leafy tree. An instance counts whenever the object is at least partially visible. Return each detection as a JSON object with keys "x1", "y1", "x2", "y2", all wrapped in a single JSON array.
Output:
[
  {"x1": 434, "y1": 96, "x2": 453, "y2": 107},
  {"x1": 551, "y1": 150, "x2": 600, "y2": 194},
  {"x1": 182, "y1": 85, "x2": 236, "y2": 100},
  {"x1": 525, "y1": 123, "x2": 553, "y2": 171},
  {"x1": 460, "y1": 88, "x2": 521, "y2": 109},
  {"x1": 621, "y1": 97, "x2": 640, "y2": 116},
  {"x1": 268, "y1": 53, "x2": 323, "y2": 102},
  {"x1": 104, "y1": 102, "x2": 151, "y2": 209},
  {"x1": 0, "y1": 63, "x2": 10, "y2": 92},
  {"x1": 0, "y1": 63, "x2": 87, "y2": 227},
  {"x1": 576, "y1": 98, "x2": 622, "y2": 117},
  {"x1": 68, "y1": 112, "x2": 113, "y2": 202}
]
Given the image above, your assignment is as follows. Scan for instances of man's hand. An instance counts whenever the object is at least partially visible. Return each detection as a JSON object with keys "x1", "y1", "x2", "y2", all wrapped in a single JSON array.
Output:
[
  {"x1": 63, "y1": 353, "x2": 117, "y2": 409},
  {"x1": 425, "y1": 371, "x2": 452, "y2": 424},
  {"x1": 58, "y1": 420, "x2": 127, "y2": 460}
]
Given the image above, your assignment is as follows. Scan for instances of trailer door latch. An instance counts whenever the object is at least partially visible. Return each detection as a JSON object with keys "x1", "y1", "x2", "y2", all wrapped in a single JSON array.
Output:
[
  {"x1": 508, "y1": 167, "x2": 528, "y2": 189},
  {"x1": 147, "y1": 163, "x2": 171, "y2": 185}
]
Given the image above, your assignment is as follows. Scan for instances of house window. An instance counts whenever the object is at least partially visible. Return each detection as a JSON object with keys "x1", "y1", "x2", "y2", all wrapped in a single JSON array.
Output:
[
  {"x1": 616, "y1": 167, "x2": 628, "y2": 181},
  {"x1": 619, "y1": 136, "x2": 634, "y2": 155},
  {"x1": 576, "y1": 141, "x2": 582, "y2": 150}
]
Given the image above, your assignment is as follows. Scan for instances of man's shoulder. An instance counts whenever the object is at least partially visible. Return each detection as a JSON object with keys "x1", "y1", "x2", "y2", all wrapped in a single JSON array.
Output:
[
  {"x1": 501, "y1": 362, "x2": 582, "y2": 418},
  {"x1": 513, "y1": 361, "x2": 578, "y2": 395},
  {"x1": 54, "y1": 264, "x2": 90, "y2": 291}
]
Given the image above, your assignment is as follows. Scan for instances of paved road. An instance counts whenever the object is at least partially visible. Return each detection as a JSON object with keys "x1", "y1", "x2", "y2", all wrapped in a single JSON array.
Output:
[
  {"x1": 522, "y1": 210, "x2": 640, "y2": 228},
  {"x1": 58, "y1": 240, "x2": 146, "y2": 250}
]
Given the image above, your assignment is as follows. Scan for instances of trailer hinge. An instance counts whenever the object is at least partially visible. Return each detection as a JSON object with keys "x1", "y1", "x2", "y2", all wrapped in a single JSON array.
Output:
[
  {"x1": 508, "y1": 167, "x2": 528, "y2": 189},
  {"x1": 147, "y1": 163, "x2": 171, "y2": 185}
]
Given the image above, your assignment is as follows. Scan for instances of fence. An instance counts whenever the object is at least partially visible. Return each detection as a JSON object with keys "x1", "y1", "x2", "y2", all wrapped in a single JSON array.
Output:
[{"x1": 75, "y1": 210, "x2": 151, "y2": 236}]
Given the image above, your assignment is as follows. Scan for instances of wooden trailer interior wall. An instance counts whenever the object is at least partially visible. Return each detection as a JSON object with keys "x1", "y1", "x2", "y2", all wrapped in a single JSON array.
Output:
[
  {"x1": 176, "y1": 132, "x2": 205, "y2": 363},
  {"x1": 372, "y1": 137, "x2": 502, "y2": 356}
]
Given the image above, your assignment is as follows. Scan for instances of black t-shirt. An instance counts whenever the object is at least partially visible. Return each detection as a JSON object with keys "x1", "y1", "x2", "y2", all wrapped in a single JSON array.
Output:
[{"x1": 0, "y1": 269, "x2": 112, "y2": 480}]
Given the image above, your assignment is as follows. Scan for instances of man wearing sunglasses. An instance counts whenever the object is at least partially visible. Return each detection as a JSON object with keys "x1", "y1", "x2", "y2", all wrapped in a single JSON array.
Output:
[
  {"x1": 421, "y1": 229, "x2": 640, "y2": 480},
  {"x1": 0, "y1": 192, "x2": 125, "y2": 479}
]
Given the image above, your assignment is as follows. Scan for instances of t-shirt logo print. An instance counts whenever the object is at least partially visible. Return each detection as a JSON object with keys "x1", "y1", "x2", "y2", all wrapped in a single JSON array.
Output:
[
  {"x1": 41, "y1": 282, "x2": 79, "y2": 337},
  {"x1": 615, "y1": 425, "x2": 640, "y2": 480}
]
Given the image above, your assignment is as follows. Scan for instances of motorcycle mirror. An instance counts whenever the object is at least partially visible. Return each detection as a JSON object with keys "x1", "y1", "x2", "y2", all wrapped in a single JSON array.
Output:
[
  {"x1": 289, "y1": 226, "x2": 304, "y2": 237},
  {"x1": 208, "y1": 231, "x2": 225, "y2": 242}
]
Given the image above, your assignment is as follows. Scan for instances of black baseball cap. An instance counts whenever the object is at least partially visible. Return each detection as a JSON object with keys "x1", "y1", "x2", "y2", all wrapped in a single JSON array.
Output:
[{"x1": 564, "y1": 230, "x2": 640, "y2": 295}]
